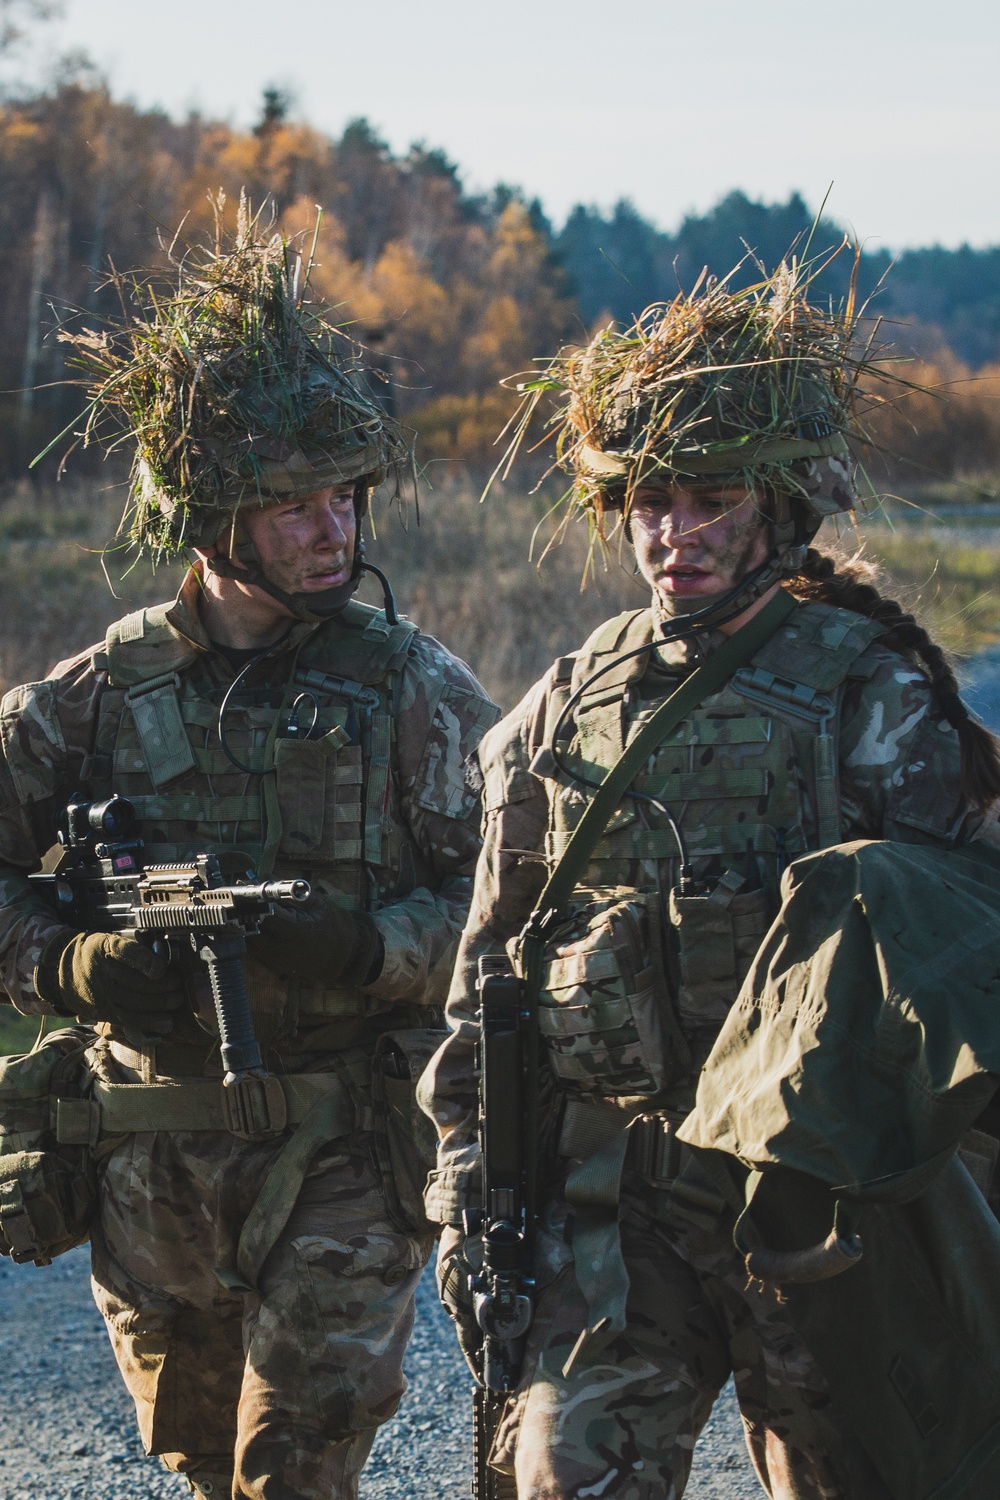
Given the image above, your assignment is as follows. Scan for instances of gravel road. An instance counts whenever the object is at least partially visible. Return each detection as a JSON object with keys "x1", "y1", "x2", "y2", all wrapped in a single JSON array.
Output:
[{"x1": 0, "y1": 1247, "x2": 757, "y2": 1498}]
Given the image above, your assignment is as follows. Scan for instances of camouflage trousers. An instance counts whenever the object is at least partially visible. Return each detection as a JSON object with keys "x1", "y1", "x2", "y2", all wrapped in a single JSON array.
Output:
[
  {"x1": 90, "y1": 1123, "x2": 432, "y2": 1500},
  {"x1": 491, "y1": 1178, "x2": 865, "y2": 1500}
]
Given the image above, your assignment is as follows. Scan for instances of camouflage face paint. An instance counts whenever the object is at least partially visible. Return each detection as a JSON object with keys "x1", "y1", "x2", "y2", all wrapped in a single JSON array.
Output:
[{"x1": 629, "y1": 483, "x2": 771, "y2": 617}]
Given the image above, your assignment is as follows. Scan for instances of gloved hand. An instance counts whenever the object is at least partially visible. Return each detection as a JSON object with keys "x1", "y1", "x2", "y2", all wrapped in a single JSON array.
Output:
[
  {"x1": 437, "y1": 1223, "x2": 483, "y2": 1377},
  {"x1": 246, "y1": 895, "x2": 384, "y2": 987},
  {"x1": 34, "y1": 929, "x2": 186, "y2": 1032}
]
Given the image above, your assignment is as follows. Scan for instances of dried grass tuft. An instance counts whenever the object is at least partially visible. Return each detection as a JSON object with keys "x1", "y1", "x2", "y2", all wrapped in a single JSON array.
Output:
[
  {"x1": 495, "y1": 244, "x2": 916, "y2": 568},
  {"x1": 45, "y1": 194, "x2": 412, "y2": 558}
]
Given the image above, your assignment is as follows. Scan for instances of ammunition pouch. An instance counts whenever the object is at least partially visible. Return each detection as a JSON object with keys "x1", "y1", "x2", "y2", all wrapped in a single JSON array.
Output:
[
  {"x1": 529, "y1": 890, "x2": 681, "y2": 1100},
  {"x1": 668, "y1": 873, "x2": 773, "y2": 1028},
  {"x1": 371, "y1": 1028, "x2": 446, "y2": 1236},
  {"x1": 0, "y1": 1026, "x2": 98, "y2": 1265}
]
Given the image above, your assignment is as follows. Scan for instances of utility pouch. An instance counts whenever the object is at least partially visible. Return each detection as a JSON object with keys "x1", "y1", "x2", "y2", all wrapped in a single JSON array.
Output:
[
  {"x1": 371, "y1": 1028, "x2": 446, "y2": 1236},
  {"x1": 669, "y1": 872, "x2": 773, "y2": 1024},
  {"x1": 530, "y1": 889, "x2": 678, "y2": 1099},
  {"x1": 0, "y1": 1026, "x2": 98, "y2": 1265}
]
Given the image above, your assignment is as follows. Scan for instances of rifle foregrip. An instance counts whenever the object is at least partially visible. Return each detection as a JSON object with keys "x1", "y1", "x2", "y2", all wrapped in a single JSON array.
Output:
[{"x1": 204, "y1": 951, "x2": 265, "y2": 1084}]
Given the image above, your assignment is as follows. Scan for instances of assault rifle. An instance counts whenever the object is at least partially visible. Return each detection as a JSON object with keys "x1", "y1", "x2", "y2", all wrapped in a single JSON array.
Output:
[
  {"x1": 467, "y1": 955, "x2": 535, "y2": 1500},
  {"x1": 29, "y1": 795, "x2": 310, "y2": 1087}
]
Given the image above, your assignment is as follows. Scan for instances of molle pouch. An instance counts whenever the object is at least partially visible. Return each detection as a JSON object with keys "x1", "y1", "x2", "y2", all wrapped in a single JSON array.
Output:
[
  {"x1": 274, "y1": 725, "x2": 358, "y2": 864},
  {"x1": 0, "y1": 1026, "x2": 98, "y2": 1265},
  {"x1": 531, "y1": 889, "x2": 679, "y2": 1100},
  {"x1": 371, "y1": 1029, "x2": 447, "y2": 1236},
  {"x1": 669, "y1": 871, "x2": 773, "y2": 1025}
]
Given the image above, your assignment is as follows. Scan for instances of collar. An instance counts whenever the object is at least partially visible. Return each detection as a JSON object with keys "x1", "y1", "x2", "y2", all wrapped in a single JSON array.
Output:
[
  {"x1": 165, "y1": 564, "x2": 320, "y2": 659},
  {"x1": 649, "y1": 592, "x2": 725, "y2": 668}
]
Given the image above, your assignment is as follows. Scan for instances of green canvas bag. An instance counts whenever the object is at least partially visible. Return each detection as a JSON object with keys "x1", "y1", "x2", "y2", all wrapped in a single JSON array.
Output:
[{"x1": 679, "y1": 836, "x2": 1000, "y2": 1499}]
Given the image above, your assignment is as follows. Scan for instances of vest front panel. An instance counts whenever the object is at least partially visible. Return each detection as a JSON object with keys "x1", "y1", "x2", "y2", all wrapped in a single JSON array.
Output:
[
  {"x1": 92, "y1": 621, "x2": 420, "y2": 1035},
  {"x1": 536, "y1": 600, "x2": 883, "y2": 1091}
]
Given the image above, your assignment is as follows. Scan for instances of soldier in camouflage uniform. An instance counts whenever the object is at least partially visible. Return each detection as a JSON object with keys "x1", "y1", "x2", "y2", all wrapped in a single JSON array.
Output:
[
  {"x1": 0, "y1": 226, "x2": 498, "y2": 1498},
  {"x1": 421, "y1": 269, "x2": 1000, "y2": 1497}
]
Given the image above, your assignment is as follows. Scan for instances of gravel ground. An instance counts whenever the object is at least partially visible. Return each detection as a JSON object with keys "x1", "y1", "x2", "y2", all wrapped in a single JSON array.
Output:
[{"x1": 0, "y1": 1247, "x2": 757, "y2": 1498}]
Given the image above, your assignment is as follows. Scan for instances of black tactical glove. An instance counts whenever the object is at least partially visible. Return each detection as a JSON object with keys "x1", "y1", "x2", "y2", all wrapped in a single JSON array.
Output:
[
  {"x1": 437, "y1": 1223, "x2": 483, "y2": 1378},
  {"x1": 34, "y1": 929, "x2": 186, "y2": 1032},
  {"x1": 246, "y1": 894, "x2": 384, "y2": 987}
]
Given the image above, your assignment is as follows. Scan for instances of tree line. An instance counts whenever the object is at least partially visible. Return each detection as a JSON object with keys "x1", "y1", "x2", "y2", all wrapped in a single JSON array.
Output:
[{"x1": 2, "y1": 77, "x2": 999, "y2": 489}]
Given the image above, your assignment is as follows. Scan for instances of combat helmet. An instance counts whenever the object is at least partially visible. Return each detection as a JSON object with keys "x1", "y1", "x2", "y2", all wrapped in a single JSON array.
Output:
[
  {"x1": 508, "y1": 255, "x2": 881, "y2": 589},
  {"x1": 54, "y1": 198, "x2": 411, "y2": 622}
]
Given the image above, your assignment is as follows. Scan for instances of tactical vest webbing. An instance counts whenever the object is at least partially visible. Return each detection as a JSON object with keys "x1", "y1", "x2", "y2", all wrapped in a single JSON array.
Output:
[
  {"x1": 85, "y1": 600, "x2": 423, "y2": 1028},
  {"x1": 546, "y1": 599, "x2": 884, "y2": 901}
]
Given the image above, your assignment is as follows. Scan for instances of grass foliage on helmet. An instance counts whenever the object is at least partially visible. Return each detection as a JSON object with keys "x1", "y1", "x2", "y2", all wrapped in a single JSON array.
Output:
[
  {"x1": 45, "y1": 193, "x2": 413, "y2": 560},
  {"x1": 498, "y1": 242, "x2": 909, "y2": 568}
]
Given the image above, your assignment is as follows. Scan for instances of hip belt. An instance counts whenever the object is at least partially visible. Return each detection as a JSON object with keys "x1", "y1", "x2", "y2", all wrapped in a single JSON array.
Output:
[
  {"x1": 558, "y1": 1097, "x2": 684, "y2": 1186},
  {"x1": 53, "y1": 1070, "x2": 365, "y2": 1145},
  {"x1": 56, "y1": 1067, "x2": 363, "y2": 1296}
]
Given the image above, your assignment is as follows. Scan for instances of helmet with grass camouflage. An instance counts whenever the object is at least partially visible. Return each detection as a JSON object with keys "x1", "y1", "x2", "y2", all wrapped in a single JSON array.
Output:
[
  {"x1": 57, "y1": 200, "x2": 411, "y2": 620},
  {"x1": 516, "y1": 256, "x2": 882, "y2": 569}
]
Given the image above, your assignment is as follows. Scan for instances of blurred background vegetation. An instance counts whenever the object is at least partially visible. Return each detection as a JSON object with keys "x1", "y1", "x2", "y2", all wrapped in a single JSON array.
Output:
[{"x1": 2, "y1": 69, "x2": 1000, "y2": 487}]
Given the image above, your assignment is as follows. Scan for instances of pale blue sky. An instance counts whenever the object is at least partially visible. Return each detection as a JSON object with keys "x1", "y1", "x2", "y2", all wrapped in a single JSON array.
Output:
[{"x1": 22, "y1": 0, "x2": 1000, "y2": 249}]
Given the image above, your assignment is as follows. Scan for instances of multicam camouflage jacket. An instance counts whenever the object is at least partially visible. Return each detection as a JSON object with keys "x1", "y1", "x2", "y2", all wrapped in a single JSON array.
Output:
[
  {"x1": 0, "y1": 567, "x2": 499, "y2": 1070},
  {"x1": 420, "y1": 592, "x2": 985, "y2": 1225}
]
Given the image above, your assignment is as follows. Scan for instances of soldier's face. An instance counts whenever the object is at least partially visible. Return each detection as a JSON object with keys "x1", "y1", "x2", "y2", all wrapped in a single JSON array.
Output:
[
  {"x1": 630, "y1": 482, "x2": 770, "y2": 607},
  {"x1": 240, "y1": 483, "x2": 357, "y2": 597}
]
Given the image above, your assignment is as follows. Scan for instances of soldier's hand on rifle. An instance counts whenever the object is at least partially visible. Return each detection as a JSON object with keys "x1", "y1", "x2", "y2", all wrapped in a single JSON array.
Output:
[
  {"x1": 437, "y1": 1223, "x2": 484, "y2": 1377},
  {"x1": 246, "y1": 893, "x2": 384, "y2": 987},
  {"x1": 34, "y1": 929, "x2": 186, "y2": 1031}
]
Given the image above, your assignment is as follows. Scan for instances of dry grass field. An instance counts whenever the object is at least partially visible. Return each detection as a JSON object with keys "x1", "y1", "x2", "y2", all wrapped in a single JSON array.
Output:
[{"x1": 2, "y1": 475, "x2": 996, "y2": 704}]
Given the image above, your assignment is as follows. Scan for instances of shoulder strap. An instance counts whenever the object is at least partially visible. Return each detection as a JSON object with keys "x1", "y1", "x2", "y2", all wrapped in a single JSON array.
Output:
[
  {"x1": 318, "y1": 601, "x2": 418, "y2": 685},
  {"x1": 570, "y1": 608, "x2": 654, "y2": 707},
  {"x1": 105, "y1": 603, "x2": 198, "y2": 689}
]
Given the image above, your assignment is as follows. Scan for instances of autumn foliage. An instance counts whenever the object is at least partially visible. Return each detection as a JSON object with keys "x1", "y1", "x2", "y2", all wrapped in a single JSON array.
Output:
[
  {"x1": 0, "y1": 77, "x2": 997, "y2": 496},
  {"x1": 0, "y1": 83, "x2": 572, "y2": 481}
]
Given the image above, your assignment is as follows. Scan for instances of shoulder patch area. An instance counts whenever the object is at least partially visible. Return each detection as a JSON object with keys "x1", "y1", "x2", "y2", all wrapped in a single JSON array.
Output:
[
  {"x1": 406, "y1": 630, "x2": 490, "y2": 702},
  {"x1": 0, "y1": 679, "x2": 67, "y2": 806},
  {"x1": 885, "y1": 712, "x2": 965, "y2": 839},
  {"x1": 105, "y1": 601, "x2": 197, "y2": 689},
  {"x1": 754, "y1": 599, "x2": 886, "y2": 692},
  {"x1": 404, "y1": 634, "x2": 500, "y2": 820},
  {"x1": 479, "y1": 680, "x2": 551, "y2": 813}
]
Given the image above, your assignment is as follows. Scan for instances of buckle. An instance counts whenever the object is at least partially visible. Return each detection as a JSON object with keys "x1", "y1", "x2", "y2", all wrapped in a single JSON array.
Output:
[
  {"x1": 222, "y1": 1075, "x2": 288, "y2": 1140},
  {"x1": 631, "y1": 1114, "x2": 681, "y2": 1185}
]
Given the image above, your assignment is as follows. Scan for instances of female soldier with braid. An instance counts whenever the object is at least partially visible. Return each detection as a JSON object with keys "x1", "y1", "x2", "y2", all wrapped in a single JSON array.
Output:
[{"x1": 421, "y1": 266, "x2": 1000, "y2": 1500}]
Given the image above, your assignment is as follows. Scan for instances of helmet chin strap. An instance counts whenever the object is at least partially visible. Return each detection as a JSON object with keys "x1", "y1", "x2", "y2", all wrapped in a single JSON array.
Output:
[
  {"x1": 653, "y1": 552, "x2": 788, "y2": 636},
  {"x1": 205, "y1": 530, "x2": 400, "y2": 626}
]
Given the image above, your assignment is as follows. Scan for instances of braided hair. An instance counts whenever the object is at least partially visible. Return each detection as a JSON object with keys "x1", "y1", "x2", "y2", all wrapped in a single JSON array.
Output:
[{"x1": 785, "y1": 548, "x2": 1000, "y2": 813}]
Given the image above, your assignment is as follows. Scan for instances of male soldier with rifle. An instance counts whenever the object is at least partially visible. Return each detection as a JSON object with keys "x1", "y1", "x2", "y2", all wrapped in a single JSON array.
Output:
[
  {"x1": 0, "y1": 220, "x2": 497, "y2": 1499},
  {"x1": 420, "y1": 261, "x2": 1000, "y2": 1497}
]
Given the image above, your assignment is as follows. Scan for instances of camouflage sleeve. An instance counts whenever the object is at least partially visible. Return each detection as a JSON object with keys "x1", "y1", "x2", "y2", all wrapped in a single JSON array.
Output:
[
  {"x1": 364, "y1": 634, "x2": 501, "y2": 1007},
  {"x1": 418, "y1": 675, "x2": 551, "y2": 1226},
  {"x1": 838, "y1": 644, "x2": 980, "y2": 846},
  {"x1": 0, "y1": 650, "x2": 104, "y2": 1015}
]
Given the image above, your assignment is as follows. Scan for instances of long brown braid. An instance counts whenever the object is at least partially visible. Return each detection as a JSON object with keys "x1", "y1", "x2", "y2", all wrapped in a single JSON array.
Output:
[{"x1": 784, "y1": 547, "x2": 1000, "y2": 812}]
